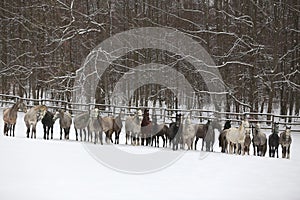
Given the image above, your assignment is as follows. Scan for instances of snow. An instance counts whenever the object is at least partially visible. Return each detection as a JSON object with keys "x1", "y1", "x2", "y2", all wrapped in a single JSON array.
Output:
[{"x1": 0, "y1": 109, "x2": 300, "y2": 200}]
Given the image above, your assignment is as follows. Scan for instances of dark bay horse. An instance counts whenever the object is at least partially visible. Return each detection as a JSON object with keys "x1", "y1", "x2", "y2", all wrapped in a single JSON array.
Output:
[
  {"x1": 218, "y1": 120, "x2": 231, "y2": 153},
  {"x1": 194, "y1": 120, "x2": 210, "y2": 151},
  {"x1": 269, "y1": 122, "x2": 280, "y2": 158},
  {"x1": 141, "y1": 109, "x2": 152, "y2": 146},
  {"x1": 3, "y1": 100, "x2": 27, "y2": 136},
  {"x1": 279, "y1": 126, "x2": 292, "y2": 159},
  {"x1": 113, "y1": 110, "x2": 124, "y2": 144}
]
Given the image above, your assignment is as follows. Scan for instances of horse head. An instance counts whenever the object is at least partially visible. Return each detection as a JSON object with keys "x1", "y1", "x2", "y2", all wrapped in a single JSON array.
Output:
[
  {"x1": 175, "y1": 113, "x2": 182, "y2": 127},
  {"x1": 18, "y1": 101, "x2": 27, "y2": 113},
  {"x1": 36, "y1": 105, "x2": 47, "y2": 121},
  {"x1": 242, "y1": 120, "x2": 250, "y2": 134},
  {"x1": 224, "y1": 120, "x2": 231, "y2": 130},
  {"x1": 90, "y1": 108, "x2": 100, "y2": 118},
  {"x1": 273, "y1": 122, "x2": 279, "y2": 134},
  {"x1": 285, "y1": 126, "x2": 291, "y2": 136}
]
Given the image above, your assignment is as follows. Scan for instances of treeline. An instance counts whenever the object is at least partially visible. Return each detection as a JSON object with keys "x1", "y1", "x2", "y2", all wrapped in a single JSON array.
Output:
[{"x1": 0, "y1": 0, "x2": 299, "y2": 115}]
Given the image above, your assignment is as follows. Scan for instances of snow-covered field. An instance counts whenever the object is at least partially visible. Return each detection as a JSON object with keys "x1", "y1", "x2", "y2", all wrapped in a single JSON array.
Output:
[{"x1": 0, "y1": 109, "x2": 300, "y2": 200}]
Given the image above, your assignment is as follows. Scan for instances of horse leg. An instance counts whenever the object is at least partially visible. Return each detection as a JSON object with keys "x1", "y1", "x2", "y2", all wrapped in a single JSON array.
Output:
[
  {"x1": 125, "y1": 132, "x2": 129, "y2": 145},
  {"x1": 50, "y1": 126, "x2": 53, "y2": 139},
  {"x1": 241, "y1": 143, "x2": 245, "y2": 155},
  {"x1": 26, "y1": 126, "x2": 30, "y2": 138},
  {"x1": 60, "y1": 128, "x2": 63, "y2": 140},
  {"x1": 287, "y1": 145, "x2": 290, "y2": 159},
  {"x1": 109, "y1": 130, "x2": 114, "y2": 144},
  {"x1": 66, "y1": 128, "x2": 70, "y2": 140},
  {"x1": 253, "y1": 145, "x2": 256, "y2": 156},
  {"x1": 12, "y1": 124, "x2": 15, "y2": 137},
  {"x1": 276, "y1": 147, "x2": 279, "y2": 158},
  {"x1": 75, "y1": 128, "x2": 78, "y2": 141},
  {"x1": 94, "y1": 131, "x2": 97, "y2": 144},
  {"x1": 32, "y1": 125, "x2": 36, "y2": 139},
  {"x1": 162, "y1": 135, "x2": 166, "y2": 148},
  {"x1": 99, "y1": 131, "x2": 103, "y2": 145},
  {"x1": 201, "y1": 139, "x2": 205, "y2": 151},
  {"x1": 282, "y1": 146, "x2": 286, "y2": 158}
]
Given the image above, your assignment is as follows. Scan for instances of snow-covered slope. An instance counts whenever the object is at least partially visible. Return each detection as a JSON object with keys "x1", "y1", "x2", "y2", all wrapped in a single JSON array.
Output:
[{"x1": 0, "y1": 110, "x2": 299, "y2": 200}]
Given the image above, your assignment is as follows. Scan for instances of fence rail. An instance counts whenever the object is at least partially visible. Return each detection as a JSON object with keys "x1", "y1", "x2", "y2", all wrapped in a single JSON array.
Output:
[{"x1": 1, "y1": 94, "x2": 299, "y2": 133}]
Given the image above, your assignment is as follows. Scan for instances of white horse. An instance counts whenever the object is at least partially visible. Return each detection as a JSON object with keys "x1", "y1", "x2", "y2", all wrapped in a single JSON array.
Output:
[
  {"x1": 182, "y1": 116, "x2": 196, "y2": 150},
  {"x1": 225, "y1": 119, "x2": 250, "y2": 155},
  {"x1": 125, "y1": 110, "x2": 143, "y2": 145}
]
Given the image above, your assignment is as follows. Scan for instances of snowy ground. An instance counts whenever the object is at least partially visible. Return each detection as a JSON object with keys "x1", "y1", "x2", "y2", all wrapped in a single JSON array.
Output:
[{"x1": 0, "y1": 109, "x2": 300, "y2": 200}]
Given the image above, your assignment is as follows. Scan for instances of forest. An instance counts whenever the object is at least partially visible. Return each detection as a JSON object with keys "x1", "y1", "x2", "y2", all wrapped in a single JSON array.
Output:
[{"x1": 0, "y1": 0, "x2": 299, "y2": 116}]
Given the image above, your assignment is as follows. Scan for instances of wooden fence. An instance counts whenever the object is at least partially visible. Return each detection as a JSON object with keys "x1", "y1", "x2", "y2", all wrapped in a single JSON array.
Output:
[{"x1": 1, "y1": 94, "x2": 299, "y2": 133}]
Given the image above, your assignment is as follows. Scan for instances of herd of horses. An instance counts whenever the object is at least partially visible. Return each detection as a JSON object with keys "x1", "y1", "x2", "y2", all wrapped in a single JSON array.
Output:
[{"x1": 2, "y1": 100, "x2": 293, "y2": 159}]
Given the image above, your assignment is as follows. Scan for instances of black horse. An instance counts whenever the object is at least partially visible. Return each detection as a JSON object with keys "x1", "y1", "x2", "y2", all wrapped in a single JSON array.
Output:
[
  {"x1": 42, "y1": 111, "x2": 55, "y2": 140},
  {"x1": 269, "y1": 122, "x2": 280, "y2": 158},
  {"x1": 151, "y1": 113, "x2": 169, "y2": 147},
  {"x1": 168, "y1": 113, "x2": 182, "y2": 151}
]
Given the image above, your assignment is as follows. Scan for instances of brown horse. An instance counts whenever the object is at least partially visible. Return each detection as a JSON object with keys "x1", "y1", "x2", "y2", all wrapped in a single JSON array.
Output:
[{"x1": 3, "y1": 100, "x2": 27, "y2": 136}]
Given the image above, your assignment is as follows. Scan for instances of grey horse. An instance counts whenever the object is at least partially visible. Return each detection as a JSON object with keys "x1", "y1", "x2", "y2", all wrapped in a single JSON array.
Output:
[
  {"x1": 74, "y1": 111, "x2": 90, "y2": 141},
  {"x1": 252, "y1": 123, "x2": 267, "y2": 156}
]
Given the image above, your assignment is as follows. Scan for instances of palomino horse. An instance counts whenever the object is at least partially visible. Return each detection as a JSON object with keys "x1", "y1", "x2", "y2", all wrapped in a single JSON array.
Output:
[
  {"x1": 182, "y1": 116, "x2": 196, "y2": 150},
  {"x1": 125, "y1": 110, "x2": 143, "y2": 145},
  {"x1": 168, "y1": 113, "x2": 183, "y2": 151},
  {"x1": 218, "y1": 120, "x2": 231, "y2": 153},
  {"x1": 53, "y1": 109, "x2": 72, "y2": 140},
  {"x1": 3, "y1": 100, "x2": 27, "y2": 136},
  {"x1": 74, "y1": 111, "x2": 90, "y2": 141},
  {"x1": 252, "y1": 123, "x2": 267, "y2": 156},
  {"x1": 88, "y1": 108, "x2": 103, "y2": 144},
  {"x1": 279, "y1": 126, "x2": 292, "y2": 159},
  {"x1": 42, "y1": 111, "x2": 55, "y2": 140},
  {"x1": 225, "y1": 119, "x2": 250, "y2": 155},
  {"x1": 269, "y1": 122, "x2": 280, "y2": 158},
  {"x1": 24, "y1": 105, "x2": 47, "y2": 138}
]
